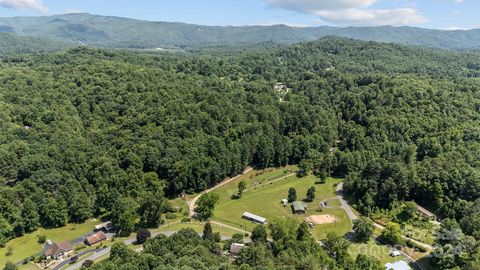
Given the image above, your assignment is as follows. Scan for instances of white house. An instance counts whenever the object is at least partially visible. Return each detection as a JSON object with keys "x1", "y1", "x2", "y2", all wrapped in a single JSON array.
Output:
[{"x1": 385, "y1": 260, "x2": 412, "y2": 270}]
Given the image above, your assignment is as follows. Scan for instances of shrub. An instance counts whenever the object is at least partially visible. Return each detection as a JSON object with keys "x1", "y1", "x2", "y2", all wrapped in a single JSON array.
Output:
[
  {"x1": 213, "y1": 232, "x2": 222, "y2": 242},
  {"x1": 75, "y1": 243, "x2": 86, "y2": 251},
  {"x1": 82, "y1": 260, "x2": 93, "y2": 268},
  {"x1": 165, "y1": 213, "x2": 177, "y2": 219},
  {"x1": 37, "y1": 235, "x2": 46, "y2": 244},
  {"x1": 136, "y1": 228, "x2": 152, "y2": 244}
]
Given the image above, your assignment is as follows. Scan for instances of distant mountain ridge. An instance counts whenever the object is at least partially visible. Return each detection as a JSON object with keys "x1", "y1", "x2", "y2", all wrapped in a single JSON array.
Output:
[
  {"x1": 1, "y1": 13, "x2": 480, "y2": 50},
  {"x1": 0, "y1": 32, "x2": 71, "y2": 56}
]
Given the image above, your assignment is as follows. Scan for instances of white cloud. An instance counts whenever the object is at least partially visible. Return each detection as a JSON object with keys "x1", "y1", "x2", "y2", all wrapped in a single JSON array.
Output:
[
  {"x1": 317, "y1": 8, "x2": 428, "y2": 26},
  {"x1": 65, "y1": 8, "x2": 83, "y2": 14},
  {"x1": 265, "y1": 0, "x2": 376, "y2": 12},
  {"x1": 0, "y1": 0, "x2": 48, "y2": 13},
  {"x1": 264, "y1": 0, "x2": 428, "y2": 26}
]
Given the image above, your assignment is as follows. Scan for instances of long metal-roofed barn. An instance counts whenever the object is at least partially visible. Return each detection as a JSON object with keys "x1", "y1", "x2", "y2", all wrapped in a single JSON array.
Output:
[{"x1": 242, "y1": 212, "x2": 267, "y2": 224}]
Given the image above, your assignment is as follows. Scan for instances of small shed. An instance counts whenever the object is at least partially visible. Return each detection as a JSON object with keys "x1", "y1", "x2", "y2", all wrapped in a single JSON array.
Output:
[
  {"x1": 230, "y1": 243, "x2": 245, "y2": 255},
  {"x1": 390, "y1": 250, "x2": 402, "y2": 257},
  {"x1": 415, "y1": 204, "x2": 436, "y2": 220},
  {"x1": 242, "y1": 212, "x2": 267, "y2": 224},
  {"x1": 94, "y1": 221, "x2": 114, "y2": 232},
  {"x1": 281, "y1": 199, "x2": 288, "y2": 206},
  {"x1": 292, "y1": 201, "x2": 307, "y2": 214}
]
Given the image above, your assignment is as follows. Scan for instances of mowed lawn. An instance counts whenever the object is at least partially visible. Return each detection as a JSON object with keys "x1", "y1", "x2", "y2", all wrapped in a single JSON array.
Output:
[
  {"x1": 213, "y1": 167, "x2": 351, "y2": 239},
  {"x1": 155, "y1": 222, "x2": 244, "y2": 237},
  {"x1": 0, "y1": 220, "x2": 100, "y2": 267},
  {"x1": 349, "y1": 239, "x2": 399, "y2": 265}
]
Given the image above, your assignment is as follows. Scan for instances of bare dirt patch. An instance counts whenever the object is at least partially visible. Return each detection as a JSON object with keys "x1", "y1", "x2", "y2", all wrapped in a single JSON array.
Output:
[{"x1": 306, "y1": 214, "x2": 337, "y2": 225}]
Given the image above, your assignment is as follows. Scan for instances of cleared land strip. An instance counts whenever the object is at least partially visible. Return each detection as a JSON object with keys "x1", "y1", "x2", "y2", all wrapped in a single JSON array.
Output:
[{"x1": 189, "y1": 167, "x2": 253, "y2": 217}]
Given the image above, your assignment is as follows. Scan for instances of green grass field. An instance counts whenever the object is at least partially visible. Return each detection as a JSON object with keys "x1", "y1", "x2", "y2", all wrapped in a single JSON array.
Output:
[
  {"x1": 0, "y1": 220, "x2": 100, "y2": 267},
  {"x1": 155, "y1": 221, "x2": 245, "y2": 237},
  {"x1": 349, "y1": 239, "x2": 399, "y2": 265},
  {"x1": 212, "y1": 167, "x2": 351, "y2": 239}
]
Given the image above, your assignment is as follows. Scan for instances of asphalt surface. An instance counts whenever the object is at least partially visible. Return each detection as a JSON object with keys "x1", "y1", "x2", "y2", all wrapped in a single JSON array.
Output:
[{"x1": 336, "y1": 182, "x2": 358, "y2": 225}]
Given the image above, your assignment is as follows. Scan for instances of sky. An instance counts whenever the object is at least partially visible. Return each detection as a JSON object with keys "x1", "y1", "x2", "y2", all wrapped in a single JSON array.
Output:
[{"x1": 0, "y1": 0, "x2": 478, "y2": 30}]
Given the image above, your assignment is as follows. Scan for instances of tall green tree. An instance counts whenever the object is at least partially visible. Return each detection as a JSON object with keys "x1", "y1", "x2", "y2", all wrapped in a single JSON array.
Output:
[
  {"x1": 111, "y1": 197, "x2": 139, "y2": 236},
  {"x1": 202, "y1": 222, "x2": 214, "y2": 241},
  {"x1": 288, "y1": 188, "x2": 297, "y2": 203},
  {"x1": 353, "y1": 218, "x2": 374, "y2": 243},
  {"x1": 41, "y1": 197, "x2": 68, "y2": 228},
  {"x1": 195, "y1": 193, "x2": 219, "y2": 220},
  {"x1": 251, "y1": 225, "x2": 268, "y2": 243},
  {"x1": 306, "y1": 186, "x2": 316, "y2": 202},
  {"x1": 238, "y1": 181, "x2": 247, "y2": 197},
  {"x1": 21, "y1": 198, "x2": 40, "y2": 233}
]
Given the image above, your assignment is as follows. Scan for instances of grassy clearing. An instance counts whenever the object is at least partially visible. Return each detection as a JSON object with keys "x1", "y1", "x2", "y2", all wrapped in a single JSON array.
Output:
[
  {"x1": 349, "y1": 239, "x2": 398, "y2": 265},
  {"x1": 213, "y1": 167, "x2": 351, "y2": 239},
  {"x1": 154, "y1": 222, "x2": 245, "y2": 237},
  {"x1": 17, "y1": 263, "x2": 40, "y2": 270},
  {"x1": 0, "y1": 220, "x2": 100, "y2": 267}
]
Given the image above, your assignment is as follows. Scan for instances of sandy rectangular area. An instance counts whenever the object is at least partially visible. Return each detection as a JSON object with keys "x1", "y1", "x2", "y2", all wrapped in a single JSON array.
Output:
[{"x1": 305, "y1": 214, "x2": 336, "y2": 224}]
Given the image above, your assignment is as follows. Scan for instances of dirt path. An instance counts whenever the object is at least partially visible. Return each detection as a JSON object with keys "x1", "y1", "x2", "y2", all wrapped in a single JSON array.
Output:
[{"x1": 188, "y1": 167, "x2": 253, "y2": 217}]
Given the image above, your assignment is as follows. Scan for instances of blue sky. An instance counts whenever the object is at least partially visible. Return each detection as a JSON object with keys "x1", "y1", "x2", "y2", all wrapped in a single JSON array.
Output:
[{"x1": 0, "y1": 0, "x2": 477, "y2": 29}]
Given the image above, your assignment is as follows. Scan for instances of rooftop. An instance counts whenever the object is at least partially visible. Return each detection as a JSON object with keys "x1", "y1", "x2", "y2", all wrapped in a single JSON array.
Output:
[
  {"x1": 242, "y1": 212, "x2": 267, "y2": 224},
  {"x1": 415, "y1": 204, "x2": 436, "y2": 218},
  {"x1": 292, "y1": 201, "x2": 307, "y2": 212},
  {"x1": 385, "y1": 260, "x2": 412, "y2": 270},
  {"x1": 230, "y1": 243, "x2": 245, "y2": 254}
]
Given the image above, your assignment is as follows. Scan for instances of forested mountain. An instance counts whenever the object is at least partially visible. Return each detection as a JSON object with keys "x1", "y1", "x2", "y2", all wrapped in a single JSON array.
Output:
[
  {"x1": 0, "y1": 33, "x2": 73, "y2": 56},
  {"x1": 0, "y1": 37, "x2": 479, "y2": 269},
  {"x1": 2, "y1": 13, "x2": 480, "y2": 50}
]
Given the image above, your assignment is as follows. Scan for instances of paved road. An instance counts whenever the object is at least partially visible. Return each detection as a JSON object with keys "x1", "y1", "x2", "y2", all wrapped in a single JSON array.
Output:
[
  {"x1": 65, "y1": 248, "x2": 110, "y2": 270},
  {"x1": 336, "y1": 182, "x2": 433, "y2": 251},
  {"x1": 63, "y1": 230, "x2": 246, "y2": 270},
  {"x1": 189, "y1": 167, "x2": 253, "y2": 217},
  {"x1": 54, "y1": 248, "x2": 108, "y2": 270},
  {"x1": 336, "y1": 182, "x2": 358, "y2": 225}
]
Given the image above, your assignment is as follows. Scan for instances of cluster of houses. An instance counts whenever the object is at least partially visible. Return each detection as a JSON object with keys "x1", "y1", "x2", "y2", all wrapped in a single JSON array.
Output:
[{"x1": 42, "y1": 221, "x2": 113, "y2": 264}]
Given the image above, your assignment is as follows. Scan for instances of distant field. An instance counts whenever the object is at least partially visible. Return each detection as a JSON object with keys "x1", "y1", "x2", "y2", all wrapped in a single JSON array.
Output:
[
  {"x1": 0, "y1": 220, "x2": 100, "y2": 267},
  {"x1": 212, "y1": 167, "x2": 351, "y2": 239}
]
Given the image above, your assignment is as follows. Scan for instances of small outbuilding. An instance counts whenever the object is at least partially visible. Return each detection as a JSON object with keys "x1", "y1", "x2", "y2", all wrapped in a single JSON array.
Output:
[
  {"x1": 242, "y1": 212, "x2": 267, "y2": 224},
  {"x1": 415, "y1": 204, "x2": 437, "y2": 220},
  {"x1": 281, "y1": 199, "x2": 288, "y2": 206},
  {"x1": 390, "y1": 250, "x2": 402, "y2": 257},
  {"x1": 94, "y1": 221, "x2": 114, "y2": 232},
  {"x1": 85, "y1": 231, "x2": 107, "y2": 246},
  {"x1": 230, "y1": 243, "x2": 245, "y2": 255},
  {"x1": 292, "y1": 201, "x2": 307, "y2": 214}
]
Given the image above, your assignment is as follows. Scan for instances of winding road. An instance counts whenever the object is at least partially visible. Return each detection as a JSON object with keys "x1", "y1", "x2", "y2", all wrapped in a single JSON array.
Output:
[{"x1": 336, "y1": 182, "x2": 430, "y2": 270}]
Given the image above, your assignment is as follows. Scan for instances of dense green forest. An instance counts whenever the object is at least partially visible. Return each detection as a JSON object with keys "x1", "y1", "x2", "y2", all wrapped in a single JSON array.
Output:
[
  {"x1": 0, "y1": 37, "x2": 479, "y2": 269},
  {"x1": 88, "y1": 222, "x2": 384, "y2": 270},
  {"x1": 0, "y1": 33, "x2": 72, "y2": 56},
  {"x1": 3, "y1": 13, "x2": 480, "y2": 50}
]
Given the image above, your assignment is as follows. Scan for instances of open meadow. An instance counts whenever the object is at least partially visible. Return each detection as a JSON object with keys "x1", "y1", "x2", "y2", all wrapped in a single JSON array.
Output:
[{"x1": 212, "y1": 167, "x2": 352, "y2": 239}]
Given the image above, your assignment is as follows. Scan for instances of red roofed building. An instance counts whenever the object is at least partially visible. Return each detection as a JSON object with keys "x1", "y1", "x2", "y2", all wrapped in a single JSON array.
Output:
[
  {"x1": 44, "y1": 242, "x2": 73, "y2": 260},
  {"x1": 85, "y1": 231, "x2": 107, "y2": 246}
]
